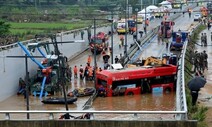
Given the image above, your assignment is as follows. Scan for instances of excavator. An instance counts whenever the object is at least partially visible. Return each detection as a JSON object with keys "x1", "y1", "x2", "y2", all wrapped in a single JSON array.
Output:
[
  {"x1": 127, "y1": 54, "x2": 177, "y2": 68},
  {"x1": 143, "y1": 56, "x2": 167, "y2": 66},
  {"x1": 127, "y1": 56, "x2": 167, "y2": 68}
]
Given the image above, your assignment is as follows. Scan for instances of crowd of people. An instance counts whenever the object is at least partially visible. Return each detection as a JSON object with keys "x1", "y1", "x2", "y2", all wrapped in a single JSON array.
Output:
[{"x1": 192, "y1": 50, "x2": 208, "y2": 73}]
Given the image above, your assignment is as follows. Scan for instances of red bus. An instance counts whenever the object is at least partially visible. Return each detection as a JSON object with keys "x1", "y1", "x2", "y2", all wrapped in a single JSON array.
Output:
[{"x1": 96, "y1": 65, "x2": 177, "y2": 97}]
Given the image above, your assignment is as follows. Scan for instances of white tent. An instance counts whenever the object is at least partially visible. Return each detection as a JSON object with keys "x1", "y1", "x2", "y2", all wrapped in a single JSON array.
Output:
[
  {"x1": 159, "y1": 1, "x2": 172, "y2": 10},
  {"x1": 159, "y1": 1, "x2": 171, "y2": 5},
  {"x1": 146, "y1": 5, "x2": 159, "y2": 12}
]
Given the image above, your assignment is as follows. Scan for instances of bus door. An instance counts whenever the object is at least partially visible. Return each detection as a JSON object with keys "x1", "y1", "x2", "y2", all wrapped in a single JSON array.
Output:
[{"x1": 97, "y1": 78, "x2": 113, "y2": 97}]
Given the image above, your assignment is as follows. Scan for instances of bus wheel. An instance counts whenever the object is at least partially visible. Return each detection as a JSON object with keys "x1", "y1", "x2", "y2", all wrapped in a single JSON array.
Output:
[
  {"x1": 164, "y1": 88, "x2": 171, "y2": 93},
  {"x1": 127, "y1": 92, "x2": 134, "y2": 96}
]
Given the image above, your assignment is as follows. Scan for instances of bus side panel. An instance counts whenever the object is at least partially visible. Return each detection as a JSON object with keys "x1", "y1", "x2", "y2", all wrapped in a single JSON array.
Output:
[
  {"x1": 151, "y1": 83, "x2": 174, "y2": 92},
  {"x1": 124, "y1": 87, "x2": 141, "y2": 95}
]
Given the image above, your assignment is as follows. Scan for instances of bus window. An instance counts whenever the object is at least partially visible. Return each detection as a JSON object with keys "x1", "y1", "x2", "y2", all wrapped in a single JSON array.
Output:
[
  {"x1": 97, "y1": 79, "x2": 107, "y2": 88},
  {"x1": 112, "y1": 79, "x2": 141, "y2": 90}
]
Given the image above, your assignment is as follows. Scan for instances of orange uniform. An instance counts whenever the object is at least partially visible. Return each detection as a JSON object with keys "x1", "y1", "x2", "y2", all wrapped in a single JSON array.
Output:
[
  {"x1": 74, "y1": 66, "x2": 78, "y2": 78},
  {"x1": 87, "y1": 56, "x2": 92, "y2": 64}
]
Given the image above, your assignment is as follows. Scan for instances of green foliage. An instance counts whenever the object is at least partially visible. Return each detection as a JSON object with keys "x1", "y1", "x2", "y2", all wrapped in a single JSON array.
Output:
[
  {"x1": 185, "y1": 24, "x2": 208, "y2": 127},
  {"x1": 0, "y1": 20, "x2": 10, "y2": 35},
  {"x1": 192, "y1": 106, "x2": 208, "y2": 121}
]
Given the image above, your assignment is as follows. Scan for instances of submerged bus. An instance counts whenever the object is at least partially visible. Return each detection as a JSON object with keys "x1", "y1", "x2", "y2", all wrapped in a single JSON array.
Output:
[{"x1": 96, "y1": 65, "x2": 177, "y2": 97}]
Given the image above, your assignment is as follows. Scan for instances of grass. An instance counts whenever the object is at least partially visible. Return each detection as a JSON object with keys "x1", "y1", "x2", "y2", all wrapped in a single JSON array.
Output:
[{"x1": 8, "y1": 21, "x2": 91, "y2": 35}]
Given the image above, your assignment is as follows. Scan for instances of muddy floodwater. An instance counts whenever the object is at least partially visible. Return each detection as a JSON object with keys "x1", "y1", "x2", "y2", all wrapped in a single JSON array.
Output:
[{"x1": 0, "y1": 79, "x2": 176, "y2": 120}]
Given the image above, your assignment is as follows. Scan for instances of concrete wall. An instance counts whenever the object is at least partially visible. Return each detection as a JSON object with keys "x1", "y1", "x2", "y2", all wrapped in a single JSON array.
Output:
[
  {"x1": 0, "y1": 120, "x2": 197, "y2": 127},
  {"x1": 0, "y1": 25, "x2": 111, "y2": 102}
]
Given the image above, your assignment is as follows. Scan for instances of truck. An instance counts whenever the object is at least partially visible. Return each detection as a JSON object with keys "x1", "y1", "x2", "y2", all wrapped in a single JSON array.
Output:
[
  {"x1": 170, "y1": 31, "x2": 188, "y2": 51},
  {"x1": 89, "y1": 32, "x2": 109, "y2": 54},
  {"x1": 116, "y1": 19, "x2": 129, "y2": 34},
  {"x1": 158, "y1": 20, "x2": 175, "y2": 38}
]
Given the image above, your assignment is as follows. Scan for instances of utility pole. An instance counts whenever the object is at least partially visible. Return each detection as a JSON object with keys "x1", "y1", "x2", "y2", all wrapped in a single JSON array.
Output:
[
  {"x1": 25, "y1": 54, "x2": 30, "y2": 119},
  {"x1": 111, "y1": 11, "x2": 114, "y2": 64},
  {"x1": 144, "y1": 5, "x2": 147, "y2": 34},
  {"x1": 135, "y1": 8, "x2": 138, "y2": 41},
  {"x1": 124, "y1": 0, "x2": 128, "y2": 58},
  {"x1": 93, "y1": 18, "x2": 97, "y2": 88}
]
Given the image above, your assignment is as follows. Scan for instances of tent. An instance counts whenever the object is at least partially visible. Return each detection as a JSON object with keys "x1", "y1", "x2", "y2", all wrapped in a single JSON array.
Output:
[
  {"x1": 159, "y1": 1, "x2": 172, "y2": 10},
  {"x1": 146, "y1": 5, "x2": 159, "y2": 12},
  {"x1": 159, "y1": 1, "x2": 171, "y2": 5}
]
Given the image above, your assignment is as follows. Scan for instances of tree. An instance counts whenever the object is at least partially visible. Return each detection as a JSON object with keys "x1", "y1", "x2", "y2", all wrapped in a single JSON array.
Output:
[{"x1": 0, "y1": 21, "x2": 10, "y2": 35}]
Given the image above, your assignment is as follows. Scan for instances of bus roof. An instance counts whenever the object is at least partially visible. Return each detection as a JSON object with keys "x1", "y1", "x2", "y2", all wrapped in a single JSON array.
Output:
[{"x1": 97, "y1": 64, "x2": 177, "y2": 81}]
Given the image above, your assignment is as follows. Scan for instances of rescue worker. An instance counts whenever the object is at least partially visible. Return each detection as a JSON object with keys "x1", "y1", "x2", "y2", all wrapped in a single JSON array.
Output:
[
  {"x1": 88, "y1": 66, "x2": 93, "y2": 81},
  {"x1": 87, "y1": 55, "x2": 92, "y2": 66},
  {"x1": 193, "y1": 51, "x2": 199, "y2": 72},
  {"x1": 81, "y1": 30, "x2": 84, "y2": 40},
  {"x1": 120, "y1": 35, "x2": 124, "y2": 47},
  {"x1": 84, "y1": 66, "x2": 89, "y2": 80},
  {"x1": 74, "y1": 65, "x2": 78, "y2": 78},
  {"x1": 203, "y1": 50, "x2": 208, "y2": 70},
  {"x1": 200, "y1": 33, "x2": 204, "y2": 46},
  {"x1": 115, "y1": 56, "x2": 119, "y2": 64},
  {"x1": 66, "y1": 66, "x2": 72, "y2": 81},
  {"x1": 204, "y1": 33, "x2": 207, "y2": 46},
  {"x1": 145, "y1": 18, "x2": 149, "y2": 26},
  {"x1": 99, "y1": 67, "x2": 102, "y2": 72},
  {"x1": 79, "y1": 65, "x2": 84, "y2": 80},
  {"x1": 141, "y1": 78, "x2": 150, "y2": 94},
  {"x1": 17, "y1": 78, "x2": 26, "y2": 96}
]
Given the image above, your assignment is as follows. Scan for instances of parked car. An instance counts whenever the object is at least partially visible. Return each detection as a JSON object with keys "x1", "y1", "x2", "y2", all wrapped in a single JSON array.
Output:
[{"x1": 193, "y1": 13, "x2": 201, "y2": 21}]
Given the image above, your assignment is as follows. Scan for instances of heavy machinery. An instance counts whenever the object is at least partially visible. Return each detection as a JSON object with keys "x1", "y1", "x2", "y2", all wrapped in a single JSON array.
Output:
[
  {"x1": 89, "y1": 32, "x2": 109, "y2": 54},
  {"x1": 143, "y1": 56, "x2": 167, "y2": 66},
  {"x1": 158, "y1": 20, "x2": 175, "y2": 38},
  {"x1": 170, "y1": 31, "x2": 188, "y2": 51}
]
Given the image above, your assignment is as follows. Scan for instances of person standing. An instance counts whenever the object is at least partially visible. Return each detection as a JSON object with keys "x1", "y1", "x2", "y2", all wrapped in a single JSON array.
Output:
[
  {"x1": 87, "y1": 55, "x2": 92, "y2": 66},
  {"x1": 79, "y1": 65, "x2": 84, "y2": 80},
  {"x1": 115, "y1": 56, "x2": 119, "y2": 64},
  {"x1": 203, "y1": 50, "x2": 208, "y2": 70},
  {"x1": 74, "y1": 65, "x2": 78, "y2": 78},
  {"x1": 87, "y1": 26, "x2": 91, "y2": 43},
  {"x1": 81, "y1": 30, "x2": 84, "y2": 40},
  {"x1": 190, "y1": 73, "x2": 204, "y2": 106},
  {"x1": 200, "y1": 33, "x2": 204, "y2": 46},
  {"x1": 204, "y1": 33, "x2": 207, "y2": 46}
]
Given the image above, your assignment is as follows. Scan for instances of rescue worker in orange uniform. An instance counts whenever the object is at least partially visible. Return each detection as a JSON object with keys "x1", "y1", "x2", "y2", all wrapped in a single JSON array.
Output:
[
  {"x1": 73, "y1": 65, "x2": 78, "y2": 78},
  {"x1": 87, "y1": 55, "x2": 92, "y2": 66}
]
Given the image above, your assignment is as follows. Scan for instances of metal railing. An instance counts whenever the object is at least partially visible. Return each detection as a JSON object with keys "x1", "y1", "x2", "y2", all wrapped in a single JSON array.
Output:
[{"x1": 0, "y1": 110, "x2": 187, "y2": 120}]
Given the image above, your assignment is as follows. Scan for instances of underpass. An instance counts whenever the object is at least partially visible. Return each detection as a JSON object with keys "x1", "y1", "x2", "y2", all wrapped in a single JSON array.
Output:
[{"x1": 0, "y1": 2, "x2": 200, "y2": 126}]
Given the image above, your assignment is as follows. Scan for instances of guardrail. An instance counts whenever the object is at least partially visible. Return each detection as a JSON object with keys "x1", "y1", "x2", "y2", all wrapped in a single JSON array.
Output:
[
  {"x1": 1, "y1": 110, "x2": 188, "y2": 120},
  {"x1": 175, "y1": 22, "x2": 200, "y2": 120}
]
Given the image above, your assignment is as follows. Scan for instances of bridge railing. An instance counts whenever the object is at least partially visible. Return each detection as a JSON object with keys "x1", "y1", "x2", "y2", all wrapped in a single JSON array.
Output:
[{"x1": 0, "y1": 110, "x2": 188, "y2": 120}]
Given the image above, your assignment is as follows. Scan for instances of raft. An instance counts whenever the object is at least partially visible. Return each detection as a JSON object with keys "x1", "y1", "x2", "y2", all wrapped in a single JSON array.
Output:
[
  {"x1": 67, "y1": 87, "x2": 96, "y2": 97},
  {"x1": 41, "y1": 97, "x2": 77, "y2": 104}
]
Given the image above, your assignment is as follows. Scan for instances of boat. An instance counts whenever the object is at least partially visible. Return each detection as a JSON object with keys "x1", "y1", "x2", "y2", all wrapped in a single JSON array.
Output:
[
  {"x1": 67, "y1": 87, "x2": 96, "y2": 97},
  {"x1": 41, "y1": 97, "x2": 77, "y2": 104}
]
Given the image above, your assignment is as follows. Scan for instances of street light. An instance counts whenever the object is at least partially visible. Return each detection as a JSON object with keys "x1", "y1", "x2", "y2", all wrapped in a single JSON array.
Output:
[
  {"x1": 124, "y1": 0, "x2": 128, "y2": 58},
  {"x1": 93, "y1": 18, "x2": 97, "y2": 88},
  {"x1": 111, "y1": 11, "x2": 114, "y2": 64},
  {"x1": 135, "y1": 8, "x2": 139, "y2": 41}
]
